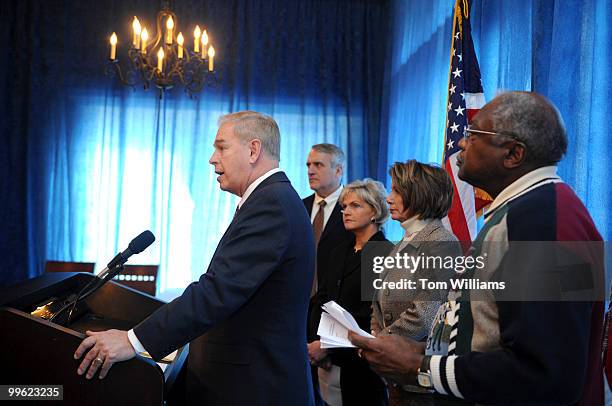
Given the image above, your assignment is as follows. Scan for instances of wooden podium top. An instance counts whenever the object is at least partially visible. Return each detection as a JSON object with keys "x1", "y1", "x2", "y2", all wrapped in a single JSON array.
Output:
[{"x1": 0, "y1": 272, "x2": 187, "y2": 405}]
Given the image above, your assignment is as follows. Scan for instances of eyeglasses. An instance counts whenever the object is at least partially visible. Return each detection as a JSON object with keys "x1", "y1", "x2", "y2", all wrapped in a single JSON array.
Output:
[{"x1": 463, "y1": 126, "x2": 520, "y2": 142}]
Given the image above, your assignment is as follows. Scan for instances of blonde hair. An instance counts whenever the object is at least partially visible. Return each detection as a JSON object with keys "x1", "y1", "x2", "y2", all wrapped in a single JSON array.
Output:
[{"x1": 339, "y1": 178, "x2": 389, "y2": 227}]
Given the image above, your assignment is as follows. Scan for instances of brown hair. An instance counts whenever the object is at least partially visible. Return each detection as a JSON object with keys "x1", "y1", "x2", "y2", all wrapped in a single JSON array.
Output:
[{"x1": 388, "y1": 160, "x2": 453, "y2": 219}]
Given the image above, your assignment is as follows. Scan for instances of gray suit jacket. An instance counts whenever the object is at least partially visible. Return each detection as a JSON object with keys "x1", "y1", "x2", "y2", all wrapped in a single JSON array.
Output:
[{"x1": 371, "y1": 219, "x2": 461, "y2": 341}]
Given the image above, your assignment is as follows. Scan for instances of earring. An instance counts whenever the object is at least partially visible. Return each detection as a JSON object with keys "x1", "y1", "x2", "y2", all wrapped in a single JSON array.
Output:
[{"x1": 371, "y1": 217, "x2": 376, "y2": 223}]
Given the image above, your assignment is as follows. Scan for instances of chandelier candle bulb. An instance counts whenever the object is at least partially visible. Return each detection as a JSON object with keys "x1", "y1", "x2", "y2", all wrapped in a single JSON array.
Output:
[
  {"x1": 201, "y1": 30, "x2": 209, "y2": 58},
  {"x1": 166, "y1": 16, "x2": 174, "y2": 44},
  {"x1": 194, "y1": 25, "x2": 201, "y2": 53},
  {"x1": 141, "y1": 28, "x2": 148, "y2": 54},
  {"x1": 177, "y1": 33, "x2": 184, "y2": 58},
  {"x1": 132, "y1": 17, "x2": 141, "y2": 48},
  {"x1": 109, "y1": 32, "x2": 117, "y2": 60},
  {"x1": 208, "y1": 46, "x2": 215, "y2": 71},
  {"x1": 157, "y1": 48, "x2": 164, "y2": 72}
]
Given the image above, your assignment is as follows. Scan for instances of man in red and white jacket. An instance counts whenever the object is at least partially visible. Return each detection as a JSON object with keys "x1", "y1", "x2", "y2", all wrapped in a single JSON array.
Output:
[{"x1": 351, "y1": 91, "x2": 604, "y2": 405}]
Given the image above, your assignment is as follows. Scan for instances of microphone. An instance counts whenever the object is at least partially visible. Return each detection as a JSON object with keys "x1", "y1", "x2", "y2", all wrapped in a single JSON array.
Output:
[
  {"x1": 48, "y1": 230, "x2": 156, "y2": 325},
  {"x1": 98, "y1": 230, "x2": 156, "y2": 280}
]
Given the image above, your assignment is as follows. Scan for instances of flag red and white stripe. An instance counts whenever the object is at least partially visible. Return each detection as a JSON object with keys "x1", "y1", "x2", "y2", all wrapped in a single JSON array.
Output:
[{"x1": 442, "y1": 0, "x2": 490, "y2": 246}]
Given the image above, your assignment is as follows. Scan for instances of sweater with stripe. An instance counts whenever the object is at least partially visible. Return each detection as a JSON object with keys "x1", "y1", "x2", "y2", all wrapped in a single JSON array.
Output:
[{"x1": 426, "y1": 167, "x2": 604, "y2": 405}]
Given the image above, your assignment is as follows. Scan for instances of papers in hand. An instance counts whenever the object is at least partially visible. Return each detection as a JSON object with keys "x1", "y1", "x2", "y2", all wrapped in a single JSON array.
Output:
[{"x1": 317, "y1": 301, "x2": 374, "y2": 349}]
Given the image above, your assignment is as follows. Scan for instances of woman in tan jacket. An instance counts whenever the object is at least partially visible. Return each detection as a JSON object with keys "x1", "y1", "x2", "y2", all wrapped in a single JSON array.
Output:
[{"x1": 371, "y1": 160, "x2": 462, "y2": 406}]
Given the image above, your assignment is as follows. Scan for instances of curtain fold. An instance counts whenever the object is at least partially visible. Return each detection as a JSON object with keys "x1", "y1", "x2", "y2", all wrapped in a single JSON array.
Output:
[
  {"x1": 0, "y1": 0, "x2": 390, "y2": 289},
  {"x1": 531, "y1": 0, "x2": 612, "y2": 240},
  {"x1": 2, "y1": 0, "x2": 610, "y2": 289}
]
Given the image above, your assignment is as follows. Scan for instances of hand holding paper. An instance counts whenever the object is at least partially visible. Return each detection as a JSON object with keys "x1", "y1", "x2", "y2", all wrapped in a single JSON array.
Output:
[{"x1": 317, "y1": 301, "x2": 374, "y2": 349}]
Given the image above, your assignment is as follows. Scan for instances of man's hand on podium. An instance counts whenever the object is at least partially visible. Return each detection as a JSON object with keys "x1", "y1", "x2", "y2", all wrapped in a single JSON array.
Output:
[{"x1": 74, "y1": 329, "x2": 136, "y2": 379}]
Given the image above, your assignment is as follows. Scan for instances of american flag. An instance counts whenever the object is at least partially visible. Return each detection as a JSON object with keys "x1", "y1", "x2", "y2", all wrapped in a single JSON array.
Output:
[{"x1": 443, "y1": 0, "x2": 491, "y2": 246}]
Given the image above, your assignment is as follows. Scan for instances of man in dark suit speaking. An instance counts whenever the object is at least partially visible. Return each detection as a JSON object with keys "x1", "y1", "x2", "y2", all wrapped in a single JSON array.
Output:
[{"x1": 74, "y1": 111, "x2": 316, "y2": 405}]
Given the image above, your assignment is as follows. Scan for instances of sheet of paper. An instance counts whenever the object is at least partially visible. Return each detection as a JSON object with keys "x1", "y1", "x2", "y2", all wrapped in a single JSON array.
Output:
[
  {"x1": 317, "y1": 301, "x2": 374, "y2": 349},
  {"x1": 317, "y1": 312, "x2": 355, "y2": 348},
  {"x1": 321, "y1": 301, "x2": 373, "y2": 338}
]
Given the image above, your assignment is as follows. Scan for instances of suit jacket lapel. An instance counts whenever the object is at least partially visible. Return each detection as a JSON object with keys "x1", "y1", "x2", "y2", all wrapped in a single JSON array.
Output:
[
  {"x1": 343, "y1": 231, "x2": 387, "y2": 278},
  {"x1": 216, "y1": 171, "x2": 289, "y2": 252},
  {"x1": 328, "y1": 239, "x2": 351, "y2": 299},
  {"x1": 303, "y1": 194, "x2": 315, "y2": 213},
  {"x1": 341, "y1": 253, "x2": 361, "y2": 280},
  {"x1": 319, "y1": 201, "x2": 343, "y2": 244},
  {"x1": 237, "y1": 171, "x2": 289, "y2": 213}
]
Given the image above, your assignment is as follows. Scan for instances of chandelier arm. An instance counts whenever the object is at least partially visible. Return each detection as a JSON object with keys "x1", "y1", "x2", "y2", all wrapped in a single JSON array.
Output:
[
  {"x1": 166, "y1": 57, "x2": 185, "y2": 78},
  {"x1": 151, "y1": 10, "x2": 164, "y2": 52},
  {"x1": 105, "y1": 60, "x2": 136, "y2": 89},
  {"x1": 132, "y1": 51, "x2": 152, "y2": 88},
  {"x1": 146, "y1": 66, "x2": 157, "y2": 83},
  {"x1": 185, "y1": 66, "x2": 206, "y2": 94}
]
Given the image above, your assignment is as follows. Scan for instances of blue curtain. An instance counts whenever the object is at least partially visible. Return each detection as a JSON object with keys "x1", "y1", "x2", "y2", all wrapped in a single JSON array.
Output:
[
  {"x1": 530, "y1": 0, "x2": 612, "y2": 240},
  {"x1": 380, "y1": 0, "x2": 455, "y2": 240},
  {"x1": 2, "y1": 0, "x2": 610, "y2": 289},
  {"x1": 0, "y1": 0, "x2": 389, "y2": 289},
  {"x1": 382, "y1": 0, "x2": 612, "y2": 241}
]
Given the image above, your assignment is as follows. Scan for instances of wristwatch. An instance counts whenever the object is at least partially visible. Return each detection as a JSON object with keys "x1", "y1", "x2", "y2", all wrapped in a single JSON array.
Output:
[{"x1": 417, "y1": 355, "x2": 433, "y2": 388}]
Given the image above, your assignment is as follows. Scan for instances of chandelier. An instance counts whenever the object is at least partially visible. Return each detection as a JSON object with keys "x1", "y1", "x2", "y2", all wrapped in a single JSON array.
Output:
[{"x1": 106, "y1": 2, "x2": 217, "y2": 97}]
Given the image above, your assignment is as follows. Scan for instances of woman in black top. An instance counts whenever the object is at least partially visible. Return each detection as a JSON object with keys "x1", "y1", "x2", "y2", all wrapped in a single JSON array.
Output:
[{"x1": 308, "y1": 178, "x2": 393, "y2": 406}]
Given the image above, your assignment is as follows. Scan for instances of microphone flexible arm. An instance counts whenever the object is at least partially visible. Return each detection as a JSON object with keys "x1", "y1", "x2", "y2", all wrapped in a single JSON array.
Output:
[
  {"x1": 48, "y1": 230, "x2": 155, "y2": 325},
  {"x1": 49, "y1": 264, "x2": 124, "y2": 325}
]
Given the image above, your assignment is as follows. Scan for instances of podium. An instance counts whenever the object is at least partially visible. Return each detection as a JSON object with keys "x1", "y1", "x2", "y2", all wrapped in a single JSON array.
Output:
[{"x1": 0, "y1": 272, "x2": 187, "y2": 405}]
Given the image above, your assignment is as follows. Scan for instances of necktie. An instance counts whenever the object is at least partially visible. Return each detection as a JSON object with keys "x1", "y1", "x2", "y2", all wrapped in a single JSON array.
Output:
[
  {"x1": 311, "y1": 200, "x2": 327, "y2": 296},
  {"x1": 312, "y1": 200, "x2": 327, "y2": 246}
]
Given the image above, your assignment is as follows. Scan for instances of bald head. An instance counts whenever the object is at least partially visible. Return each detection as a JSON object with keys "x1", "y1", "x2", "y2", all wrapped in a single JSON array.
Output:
[{"x1": 486, "y1": 91, "x2": 567, "y2": 166}]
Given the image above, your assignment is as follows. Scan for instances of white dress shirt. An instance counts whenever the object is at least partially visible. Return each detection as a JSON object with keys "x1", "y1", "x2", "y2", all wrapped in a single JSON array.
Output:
[
  {"x1": 237, "y1": 167, "x2": 282, "y2": 210},
  {"x1": 310, "y1": 185, "x2": 343, "y2": 228}
]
